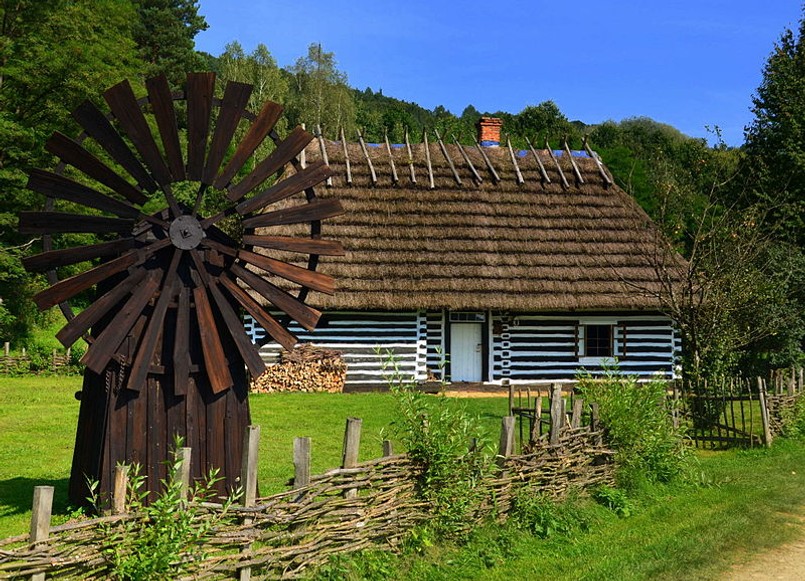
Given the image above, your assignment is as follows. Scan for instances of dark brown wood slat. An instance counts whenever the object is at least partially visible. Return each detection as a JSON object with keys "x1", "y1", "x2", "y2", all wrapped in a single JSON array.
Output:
[
  {"x1": 238, "y1": 249, "x2": 335, "y2": 295},
  {"x1": 81, "y1": 271, "x2": 161, "y2": 373},
  {"x1": 192, "y1": 284, "x2": 233, "y2": 394},
  {"x1": 45, "y1": 132, "x2": 147, "y2": 205},
  {"x1": 19, "y1": 211, "x2": 134, "y2": 235},
  {"x1": 202, "y1": 81, "x2": 252, "y2": 185},
  {"x1": 241, "y1": 199, "x2": 345, "y2": 229},
  {"x1": 22, "y1": 238, "x2": 135, "y2": 272},
  {"x1": 72, "y1": 100, "x2": 158, "y2": 193},
  {"x1": 241, "y1": 235, "x2": 345, "y2": 256},
  {"x1": 199, "y1": 238, "x2": 237, "y2": 258},
  {"x1": 235, "y1": 159, "x2": 335, "y2": 215},
  {"x1": 126, "y1": 249, "x2": 182, "y2": 392},
  {"x1": 33, "y1": 238, "x2": 169, "y2": 310},
  {"x1": 55, "y1": 267, "x2": 147, "y2": 347},
  {"x1": 145, "y1": 74, "x2": 186, "y2": 181},
  {"x1": 208, "y1": 279, "x2": 266, "y2": 377},
  {"x1": 27, "y1": 170, "x2": 141, "y2": 219},
  {"x1": 104, "y1": 79, "x2": 172, "y2": 187},
  {"x1": 186, "y1": 72, "x2": 216, "y2": 181},
  {"x1": 218, "y1": 274, "x2": 297, "y2": 351},
  {"x1": 214, "y1": 100, "x2": 283, "y2": 189},
  {"x1": 226, "y1": 126, "x2": 315, "y2": 203},
  {"x1": 173, "y1": 286, "x2": 190, "y2": 396},
  {"x1": 230, "y1": 262, "x2": 321, "y2": 331}
]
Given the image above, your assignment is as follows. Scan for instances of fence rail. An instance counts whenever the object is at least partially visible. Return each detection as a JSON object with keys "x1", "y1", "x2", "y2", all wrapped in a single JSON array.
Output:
[{"x1": 1, "y1": 342, "x2": 74, "y2": 375}]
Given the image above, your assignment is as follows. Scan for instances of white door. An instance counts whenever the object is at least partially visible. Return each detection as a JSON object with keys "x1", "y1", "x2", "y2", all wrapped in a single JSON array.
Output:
[{"x1": 450, "y1": 323, "x2": 483, "y2": 382}]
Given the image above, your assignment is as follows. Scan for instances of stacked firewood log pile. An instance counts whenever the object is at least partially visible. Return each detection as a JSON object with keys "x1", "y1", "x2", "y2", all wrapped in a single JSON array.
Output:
[{"x1": 251, "y1": 345, "x2": 346, "y2": 393}]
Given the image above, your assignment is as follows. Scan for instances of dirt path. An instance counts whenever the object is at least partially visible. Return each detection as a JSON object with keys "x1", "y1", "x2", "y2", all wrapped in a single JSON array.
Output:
[{"x1": 722, "y1": 516, "x2": 805, "y2": 580}]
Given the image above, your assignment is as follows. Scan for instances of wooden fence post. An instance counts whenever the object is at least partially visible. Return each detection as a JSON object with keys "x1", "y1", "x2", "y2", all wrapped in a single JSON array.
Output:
[
  {"x1": 789, "y1": 368, "x2": 796, "y2": 397},
  {"x1": 757, "y1": 377, "x2": 773, "y2": 448},
  {"x1": 293, "y1": 437, "x2": 311, "y2": 489},
  {"x1": 497, "y1": 416, "x2": 515, "y2": 466},
  {"x1": 30, "y1": 485, "x2": 54, "y2": 581},
  {"x1": 571, "y1": 397, "x2": 584, "y2": 428},
  {"x1": 549, "y1": 384, "x2": 563, "y2": 445},
  {"x1": 239, "y1": 425, "x2": 260, "y2": 581},
  {"x1": 505, "y1": 377, "x2": 513, "y2": 416},
  {"x1": 342, "y1": 418, "x2": 362, "y2": 499},
  {"x1": 382, "y1": 440, "x2": 394, "y2": 457},
  {"x1": 178, "y1": 447, "x2": 192, "y2": 503},
  {"x1": 112, "y1": 464, "x2": 129, "y2": 514}
]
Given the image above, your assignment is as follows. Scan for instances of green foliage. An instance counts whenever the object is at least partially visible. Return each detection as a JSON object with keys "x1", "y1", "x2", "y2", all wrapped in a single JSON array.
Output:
[
  {"x1": 578, "y1": 369, "x2": 691, "y2": 488},
  {"x1": 510, "y1": 488, "x2": 594, "y2": 539},
  {"x1": 313, "y1": 549, "x2": 395, "y2": 581},
  {"x1": 779, "y1": 395, "x2": 805, "y2": 438},
  {"x1": 104, "y1": 438, "x2": 236, "y2": 580},
  {"x1": 592, "y1": 485, "x2": 634, "y2": 517}
]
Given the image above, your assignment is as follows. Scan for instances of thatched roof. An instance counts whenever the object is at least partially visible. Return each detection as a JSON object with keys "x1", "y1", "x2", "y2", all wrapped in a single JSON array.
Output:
[{"x1": 256, "y1": 136, "x2": 678, "y2": 312}]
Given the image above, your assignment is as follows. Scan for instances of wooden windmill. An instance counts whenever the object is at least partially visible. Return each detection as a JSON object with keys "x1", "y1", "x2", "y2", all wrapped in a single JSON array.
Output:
[{"x1": 19, "y1": 73, "x2": 343, "y2": 505}]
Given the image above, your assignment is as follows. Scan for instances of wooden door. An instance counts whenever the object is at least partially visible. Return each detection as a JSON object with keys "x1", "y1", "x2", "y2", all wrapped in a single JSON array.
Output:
[{"x1": 450, "y1": 323, "x2": 483, "y2": 382}]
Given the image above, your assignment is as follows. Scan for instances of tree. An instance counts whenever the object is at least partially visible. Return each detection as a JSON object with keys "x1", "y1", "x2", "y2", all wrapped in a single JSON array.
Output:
[{"x1": 217, "y1": 41, "x2": 289, "y2": 119}]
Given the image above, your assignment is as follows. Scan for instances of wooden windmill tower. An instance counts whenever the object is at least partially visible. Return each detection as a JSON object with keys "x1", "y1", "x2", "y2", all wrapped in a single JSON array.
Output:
[{"x1": 19, "y1": 73, "x2": 343, "y2": 504}]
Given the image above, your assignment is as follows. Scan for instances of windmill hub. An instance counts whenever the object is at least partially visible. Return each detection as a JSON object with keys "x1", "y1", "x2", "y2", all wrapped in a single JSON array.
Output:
[{"x1": 169, "y1": 215, "x2": 205, "y2": 249}]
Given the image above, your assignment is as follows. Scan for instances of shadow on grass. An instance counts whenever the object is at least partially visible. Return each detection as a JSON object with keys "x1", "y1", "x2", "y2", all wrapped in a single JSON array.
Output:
[{"x1": 0, "y1": 477, "x2": 70, "y2": 518}]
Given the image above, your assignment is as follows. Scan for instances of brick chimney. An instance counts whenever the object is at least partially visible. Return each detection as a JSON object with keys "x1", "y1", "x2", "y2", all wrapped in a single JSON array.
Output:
[{"x1": 477, "y1": 117, "x2": 502, "y2": 147}]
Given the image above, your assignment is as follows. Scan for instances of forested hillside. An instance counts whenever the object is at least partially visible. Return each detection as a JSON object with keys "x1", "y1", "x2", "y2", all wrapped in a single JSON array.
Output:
[{"x1": 1, "y1": 0, "x2": 802, "y2": 378}]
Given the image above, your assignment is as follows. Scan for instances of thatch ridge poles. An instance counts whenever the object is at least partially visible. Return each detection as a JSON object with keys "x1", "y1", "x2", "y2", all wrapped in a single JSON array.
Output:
[
  {"x1": 545, "y1": 138, "x2": 569, "y2": 189},
  {"x1": 434, "y1": 128, "x2": 461, "y2": 186},
  {"x1": 357, "y1": 129, "x2": 377, "y2": 185},
  {"x1": 563, "y1": 138, "x2": 584, "y2": 185},
  {"x1": 525, "y1": 136, "x2": 551, "y2": 183},
  {"x1": 583, "y1": 136, "x2": 613, "y2": 186},
  {"x1": 404, "y1": 128, "x2": 416, "y2": 185},
  {"x1": 315, "y1": 125, "x2": 332, "y2": 187},
  {"x1": 339, "y1": 127, "x2": 352, "y2": 185},
  {"x1": 475, "y1": 139, "x2": 501, "y2": 183},
  {"x1": 384, "y1": 130, "x2": 399, "y2": 184},
  {"x1": 423, "y1": 130, "x2": 435, "y2": 189},
  {"x1": 299, "y1": 123, "x2": 306, "y2": 169},
  {"x1": 506, "y1": 136, "x2": 525, "y2": 185},
  {"x1": 452, "y1": 134, "x2": 483, "y2": 184}
]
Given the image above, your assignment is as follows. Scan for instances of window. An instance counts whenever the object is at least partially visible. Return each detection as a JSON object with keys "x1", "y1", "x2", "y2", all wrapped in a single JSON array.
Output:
[{"x1": 584, "y1": 324, "x2": 613, "y2": 357}]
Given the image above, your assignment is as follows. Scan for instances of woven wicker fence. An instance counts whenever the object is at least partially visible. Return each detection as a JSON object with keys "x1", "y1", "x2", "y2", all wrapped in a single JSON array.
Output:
[{"x1": 0, "y1": 386, "x2": 613, "y2": 579}]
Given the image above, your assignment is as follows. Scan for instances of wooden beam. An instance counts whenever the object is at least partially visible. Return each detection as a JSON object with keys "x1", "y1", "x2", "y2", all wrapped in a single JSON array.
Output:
[
  {"x1": 506, "y1": 137, "x2": 525, "y2": 185},
  {"x1": 434, "y1": 128, "x2": 461, "y2": 185},
  {"x1": 423, "y1": 130, "x2": 435, "y2": 189},
  {"x1": 475, "y1": 140, "x2": 501, "y2": 183},
  {"x1": 525, "y1": 136, "x2": 551, "y2": 183},
  {"x1": 452, "y1": 134, "x2": 482, "y2": 183},
  {"x1": 384, "y1": 131, "x2": 399, "y2": 184}
]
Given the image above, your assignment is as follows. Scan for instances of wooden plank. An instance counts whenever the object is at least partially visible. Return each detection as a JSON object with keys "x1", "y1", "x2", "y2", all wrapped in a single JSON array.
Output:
[
  {"x1": 81, "y1": 272, "x2": 161, "y2": 373},
  {"x1": 203, "y1": 81, "x2": 252, "y2": 185},
  {"x1": 218, "y1": 274, "x2": 297, "y2": 351},
  {"x1": 497, "y1": 416, "x2": 515, "y2": 466},
  {"x1": 237, "y1": 249, "x2": 335, "y2": 295},
  {"x1": 45, "y1": 131, "x2": 147, "y2": 205},
  {"x1": 186, "y1": 72, "x2": 216, "y2": 181},
  {"x1": 193, "y1": 284, "x2": 234, "y2": 393},
  {"x1": 214, "y1": 100, "x2": 283, "y2": 189},
  {"x1": 112, "y1": 464, "x2": 129, "y2": 514},
  {"x1": 173, "y1": 286, "x2": 191, "y2": 396},
  {"x1": 145, "y1": 74, "x2": 186, "y2": 181},
  {"x1": 241, "y1": 234, "x2": 344, "y2": 256},
  {"x1": 55, "y1": 267, "x2": 147, "y2": 347},
  {"x1": 72, "y1": 99, "x2": 158, "y2": 192},
  {"x1": 230, "y1": 263, "x2": 321, "y2": 331},
  {"x1": 207, "y1": 279, "x2": 266, "y2": 377},
  {"x1": 341, "y1": 417, "x2": 362, "y2": 468},
  {"x1": 27, "y1": 169, "x2": 141, "y2": 219},
  {"x1": 549, "y1": 383, "x2": 563, "y2": 445},
  {"x1": 235, "y1": 160, "x2": 334, "y2": 216},
  {"x1": 293, "y1": 436, "x2": 311, "y2": 488},
  {"x1": 22, "y1": 237, "x2": 134, "y2": 272},
  {"x1": 19, "y1": 211, "x2": 134, "y2": 235},
  {"x1": 30, "y1": 485, "x2": 53, "y2": 579},
  {"x1": 226, "y1": 126, "x2": 315, "y2": 203},
  {"x1": 241, "y1": 198, "x2": 344, "y2": 229},
  {"x1": 241, "y1": 425, "x2": 261, "y2": 503}
]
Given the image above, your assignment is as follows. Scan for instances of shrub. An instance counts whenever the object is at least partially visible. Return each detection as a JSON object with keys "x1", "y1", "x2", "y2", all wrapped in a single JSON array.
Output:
[{"x1": 510, "y1": 487, "x2": 593, "y2": 538}]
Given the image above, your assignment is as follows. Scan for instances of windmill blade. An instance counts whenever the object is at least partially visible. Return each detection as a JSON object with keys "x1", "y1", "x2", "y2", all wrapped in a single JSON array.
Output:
[
  {"x1": 45, "y1": 132, "x2": 147, "y2": 205},
  {"x1": 226, "y1": 126, "x2": 315, "y2": 203},
  {"x1": 81, "y1": 271, "x2": 161, "y2": 374},
  {"x1": 104, "y1": 79, "x2": 172, "y2": 188},
  {"x1": 242, "y1": 199, "x2": 345, "y2": 229},
  {"x1": 71, "y1": 100, "x2": 158, "y2": 193},
  {"x1": 55, "y1": 267, "x2": 147, "y2": 347},
  {"x1": 202, "y1": 81, "x2": 252, "y2": 185},
  {"x1": 33, "y1": 238, "x2": 169, "y2": 310},
  {"x1": 218, "y1": 273, "x2": 298, "y2": 351},
  {"x1": 214, "y1": 100, "x2": 283, "y2": 190},
  {"x1": 173, "y1": 286, "x2": 191, "y2": 396},
  {"x1": 231, "y1": 262, "x2": 321, "y2": 331},
  {"x1": 145, "y1": 74, "x2": 186, "y2": 181},
  {"x1": 235, "y1": 159, "x2": 335, "y2": 215},
  {"x1": 186, "y1": 72, "x2": 215, "y2": 181},
  {"x1": 22, "y1": 238, "x2": 135, "y2": 272},
  {"x1": 126, "y1": 249, "x2": 182, "y2": 392},
  {"x1": 192, "y1": 283, "x2": 234, "y2": 394},
  {"x1": 27, "y1": 170, "x2": 141, "y2": 219},
  {"x1": 19, "y1": 211, "x2": 134, "y2": 235},
  {"x1": 238, "y1": 249, "x2": 335, "y2": 295},
  {"x1": 208, "y1": 278, "x2": 266, "y2": 377},
  {"x1": 242, "y1": 234, "x2": 345, "y2": 256}
]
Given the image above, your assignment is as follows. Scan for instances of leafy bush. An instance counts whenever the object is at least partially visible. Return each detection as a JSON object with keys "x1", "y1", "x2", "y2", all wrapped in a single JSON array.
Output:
[
  {"x1": 510, "y1": 487, "x2": 593, "y2": 538},
  {"x1": 592, "y1": 485, "x2": 634, "y2": 517},
  {"x1": 780, "y1": 395, "x2": 805, "y2": 438},
  {"x1": 578, "y1": 369, "x2": 692, "y2": 488}
]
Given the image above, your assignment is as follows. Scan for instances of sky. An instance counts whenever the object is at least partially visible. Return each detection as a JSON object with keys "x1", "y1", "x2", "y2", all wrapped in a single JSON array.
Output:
[{"x1": 194, "y1": 1, "x2": 804, "y2": 147}]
